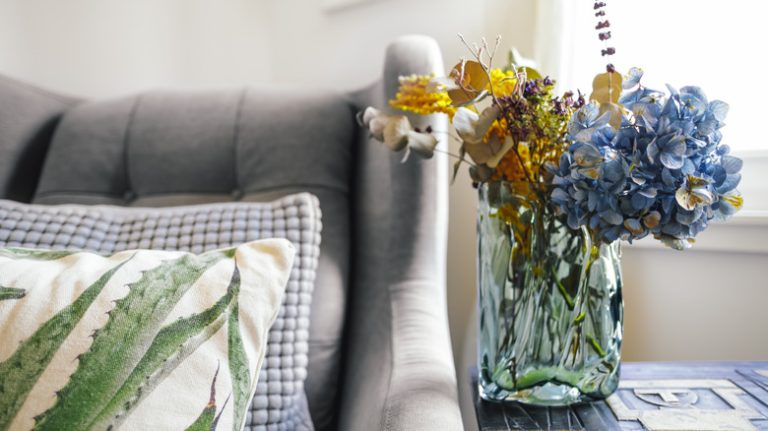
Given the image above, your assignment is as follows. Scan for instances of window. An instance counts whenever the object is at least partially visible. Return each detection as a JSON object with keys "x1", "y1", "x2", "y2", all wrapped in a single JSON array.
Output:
[{"x1": 535, "y1": 0, "x2": 768, "y2": 214}]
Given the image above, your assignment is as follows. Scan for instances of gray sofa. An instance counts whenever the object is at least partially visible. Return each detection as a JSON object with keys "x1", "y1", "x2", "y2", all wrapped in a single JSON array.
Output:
[{"x1": 0, "y1": 35, "x2": 462, "y2": 430}]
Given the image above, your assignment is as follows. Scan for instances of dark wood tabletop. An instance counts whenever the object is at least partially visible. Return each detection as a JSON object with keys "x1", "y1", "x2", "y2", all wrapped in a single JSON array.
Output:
[{"x1": 471, "y1": 361, "x2": 768, "y2": 430}]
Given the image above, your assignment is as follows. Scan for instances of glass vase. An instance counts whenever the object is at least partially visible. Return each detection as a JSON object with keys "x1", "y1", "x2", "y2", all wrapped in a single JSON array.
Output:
[{"x1": 477, "y1": 181, "x2": 623, "y2": 406}]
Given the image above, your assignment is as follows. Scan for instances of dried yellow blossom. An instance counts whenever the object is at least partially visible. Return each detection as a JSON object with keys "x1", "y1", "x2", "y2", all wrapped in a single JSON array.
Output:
[
  {"x1": 492, "y1": 142, "x2": 532, "y2": 182},
  {"x1": 389, "y1": 74, "x2": 456, "y2": 118},
  {"x1": 489, "y1": 69, "x2": 518, "y2": 97},
  {"x1": 487, "y1": 117, "x2": 509, "y2": 140}
]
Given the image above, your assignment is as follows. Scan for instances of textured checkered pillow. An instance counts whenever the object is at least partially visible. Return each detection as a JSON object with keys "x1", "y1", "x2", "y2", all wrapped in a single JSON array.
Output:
[{"x1": 0, "y1": 194, "x2": 321, "y2": 430}]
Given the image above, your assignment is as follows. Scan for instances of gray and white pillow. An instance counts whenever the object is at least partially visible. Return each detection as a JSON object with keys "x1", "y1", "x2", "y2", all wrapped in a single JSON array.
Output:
[{"x1": 0, "y1": 193, "x2": 321, "y2": 431}]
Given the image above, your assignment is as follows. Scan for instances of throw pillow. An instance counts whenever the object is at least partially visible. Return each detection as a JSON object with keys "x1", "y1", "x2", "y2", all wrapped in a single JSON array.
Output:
[{"x1": 0, "y1": 239, "x2": 294, "y2": 431}]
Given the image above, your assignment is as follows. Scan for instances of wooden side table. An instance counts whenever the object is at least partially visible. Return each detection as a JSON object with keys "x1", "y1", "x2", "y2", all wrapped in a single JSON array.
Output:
[{"x1": 471, "y1": 362, "x2": 768, "y2": 430}]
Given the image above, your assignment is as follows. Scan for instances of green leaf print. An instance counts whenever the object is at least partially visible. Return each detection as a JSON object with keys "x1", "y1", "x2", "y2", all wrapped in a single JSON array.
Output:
[
  {"x1": 228, "y1": 298, "x2": 250, "y2": 431},
  {"x1": 33, "y1": 250, "x2": 230, "y2": 431},
  {"x1": 0, "y1": 258, "x2": 130, "y2": 430},
  {"x1": 184, "y1": 363, "x2": 230, "y2": 431},
  {"x1": 0, "y1": 287, "x2": 25, "y2": 301},
  {"x1": 91, "y1": 266, "x2": 241, "y2": 430}
]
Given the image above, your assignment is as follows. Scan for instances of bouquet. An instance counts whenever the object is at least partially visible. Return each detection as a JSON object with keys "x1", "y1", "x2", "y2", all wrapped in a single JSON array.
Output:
[{"x1": 358, "y1": 8, "x2": 743, "y2": 250}]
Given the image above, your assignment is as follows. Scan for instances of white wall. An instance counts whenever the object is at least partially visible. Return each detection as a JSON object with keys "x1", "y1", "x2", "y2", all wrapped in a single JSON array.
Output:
[
  {"x1": 0, "y1": 0, "x2": 534, "y2": 95},
  {"x1": 0, "y1": 0, "x2": 275, "y2": 97}
]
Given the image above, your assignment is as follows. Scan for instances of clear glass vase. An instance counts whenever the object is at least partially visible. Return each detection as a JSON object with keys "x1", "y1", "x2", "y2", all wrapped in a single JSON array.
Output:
[{"x1": 477, "y1": 181, "x2": 623, "y2": 406}]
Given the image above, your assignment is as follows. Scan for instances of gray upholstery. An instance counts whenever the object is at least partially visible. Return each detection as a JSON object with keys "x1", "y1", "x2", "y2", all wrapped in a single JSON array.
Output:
[
  {"x1": 0, "y1": 35, "x2": 462, "y2": 430},
  {"x1": 341, "y1": 38, "x2": 461, "y2": 431},
  {"x1": 0, "y1": 75, "x2": 78, "y2": 202},
  {"x1": 33, "y1": 89, "x2": 353, "y2": 430},
  {"x1": 0, "y1": 194, "x2": 321, "y2": 430}
]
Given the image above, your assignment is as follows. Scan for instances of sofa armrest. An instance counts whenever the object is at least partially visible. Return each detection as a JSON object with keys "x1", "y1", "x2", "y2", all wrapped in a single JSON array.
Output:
[{"x1": 339, "y1": 35, "x2": 462, "y2": 430}]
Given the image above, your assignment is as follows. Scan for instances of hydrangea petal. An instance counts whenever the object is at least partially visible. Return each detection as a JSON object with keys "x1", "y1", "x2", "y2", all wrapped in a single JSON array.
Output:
[
  {"x1": 709, "y1": 100, "x2": 729, "y2": 122},
  {"x1": 721, "y1": 155, "x2": 743, "y2": 175},
  {"x1": 642, "y1": 211, "x2": 661, "y2": 229},
  {"x1": 715, "y1": 192, "x2": 743, "y2": 219},
  {"x1": 676, "y1": 206, "x2": 703, "y2": 225},
  {"x1": 624, "y1": 218, "x2": 644, "y2": 235},
  {"x1": 716, "y1": 173, "x2": 741, "y2": 194},
  {"x1": 631, "y1": 193, "x2": 648, "y2": 210},
  {"x1": 602, "y1": 226, "x2": 622, "y2": 242},
  {"x1": 660, "y1": 152, "x2": 685, "y2": 170},
  {"x1": 567, "y1": 211, "x2": 582, "y2": 230},
  {"x1": 551, "y1": 188, "x2": 570, "y2": 205},
  {"x1": 680, "y1": 86, "x2": 708, "y2": 104},
  {"x1": 599, "y1": 210, "x2": 623, "y2": 225},
  {"x1": 646, "y1": 138, "x2": 659, "y2": 162},
  {"x1": 661, "y1": 168, "x2": 677, "y2": 187},
  {"x1": 676, "y1": 183, "x2": 713, "y2": 211},
  {"x1": 573, "y1": 143, "x2": 603, "y2": 167},
  {"x1": 622, "y1": 67, "x2": 644, "y2": 89}
]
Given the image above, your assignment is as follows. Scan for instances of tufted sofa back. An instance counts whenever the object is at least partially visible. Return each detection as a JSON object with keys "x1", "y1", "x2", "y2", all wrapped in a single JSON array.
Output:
[{"x1": 30, "y1": 87, "x2": 356, "y2": 429}]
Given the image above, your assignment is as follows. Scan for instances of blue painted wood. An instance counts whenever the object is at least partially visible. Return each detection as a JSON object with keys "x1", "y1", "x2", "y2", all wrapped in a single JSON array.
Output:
[{"x1": 471, "y1": 362, "x2": 768, "y2": 431}]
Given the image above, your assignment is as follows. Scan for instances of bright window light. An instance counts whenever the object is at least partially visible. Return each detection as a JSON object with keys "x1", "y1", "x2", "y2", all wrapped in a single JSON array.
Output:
[{"x1": 547, "y1": 0, "x2": 768, "y2": 153}]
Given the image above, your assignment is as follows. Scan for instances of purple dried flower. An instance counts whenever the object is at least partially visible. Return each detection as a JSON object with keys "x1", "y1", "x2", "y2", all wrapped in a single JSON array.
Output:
[{"x1": 596, "y1": 20, "x2": 610, "y2": 29}]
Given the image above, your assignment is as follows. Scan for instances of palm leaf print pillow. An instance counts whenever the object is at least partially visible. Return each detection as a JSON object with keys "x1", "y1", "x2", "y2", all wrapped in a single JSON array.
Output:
[{"x1": 0, "y1": 239, "x2": 294, "y2": 431}]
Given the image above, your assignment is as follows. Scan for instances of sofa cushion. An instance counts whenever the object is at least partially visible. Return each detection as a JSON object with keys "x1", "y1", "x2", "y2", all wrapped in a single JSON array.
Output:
[
  {"x1": 0, "y1": 239, "x2": 294, "y2": 431},
  {"x1": 0, "y1": 75, "x2": 78, "y2": 202},
  {"x1": 32, "y1": 88, "x2": 355, "y2": 429},
  {"x1": 0, "y1": 193, "x2": 321, "y2": 430}
]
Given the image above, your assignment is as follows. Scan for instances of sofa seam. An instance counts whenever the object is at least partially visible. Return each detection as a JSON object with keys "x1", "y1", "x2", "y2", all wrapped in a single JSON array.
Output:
[
  {"x1": 122, "y1": 95, "x2": 141, "y2": 197},
  {"x1": 232, "y1": 88, "x2": 247, "y2": 194}
]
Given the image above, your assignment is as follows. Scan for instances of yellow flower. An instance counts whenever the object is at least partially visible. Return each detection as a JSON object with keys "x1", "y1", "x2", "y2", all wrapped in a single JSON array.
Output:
[
  {"x1": 492, "y1": 142, "x2": 532, "y2": 182},
  {"x1": 489, "y1": 68, "x2": 518, "y2": 97},
  {"x1": 389, "y1": 74, "x2": 456, "y2": 118}
]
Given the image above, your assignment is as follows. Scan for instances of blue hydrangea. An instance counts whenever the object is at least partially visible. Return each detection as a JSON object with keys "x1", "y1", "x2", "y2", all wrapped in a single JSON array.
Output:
[{"x1": 550, "y1": 68, "x2": 743, "y2": 250}]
